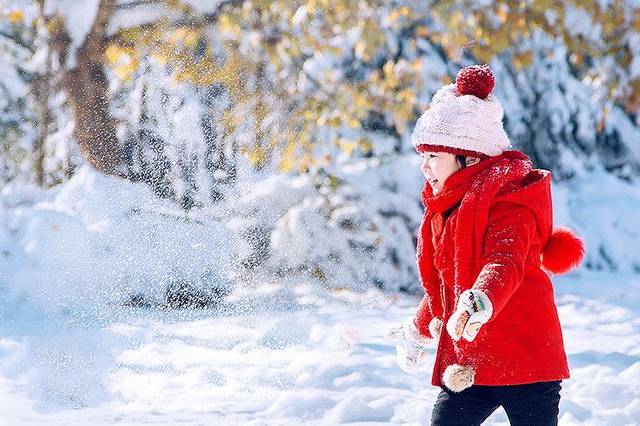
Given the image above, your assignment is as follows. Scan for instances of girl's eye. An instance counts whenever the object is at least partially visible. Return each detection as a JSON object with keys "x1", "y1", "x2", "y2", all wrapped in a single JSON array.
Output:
[{"x1": 429, "y1": 154, "x2": 437, "y2": 158}]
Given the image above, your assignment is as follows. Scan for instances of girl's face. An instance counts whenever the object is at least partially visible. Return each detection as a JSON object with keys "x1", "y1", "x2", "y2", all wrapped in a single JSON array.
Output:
[{"x1": 420, "y1": 151, "x2": 462, "y2": 194}]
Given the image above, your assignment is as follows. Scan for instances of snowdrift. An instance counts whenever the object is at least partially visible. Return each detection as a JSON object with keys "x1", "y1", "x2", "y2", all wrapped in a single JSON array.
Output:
[{"x1": 0, "y1": 166, "x2": 237, "y2": 315}]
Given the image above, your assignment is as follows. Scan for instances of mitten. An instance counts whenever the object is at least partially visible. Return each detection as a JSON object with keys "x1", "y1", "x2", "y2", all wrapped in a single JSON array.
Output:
[
  {"x1": 387, "y1": 317, "x2": 433, "y2": 374},
  {"x1": 445, "y1": 289, "x2": 493, "y2": 342},
  {"x1": 428, "y1": 316, "x2": 442, "y2": 341}
]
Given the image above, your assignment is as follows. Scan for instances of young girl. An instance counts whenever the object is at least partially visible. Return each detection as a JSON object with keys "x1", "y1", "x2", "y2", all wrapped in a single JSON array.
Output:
[{"x1": 391, "y1": 64, "x2": 585, "y2": 425}]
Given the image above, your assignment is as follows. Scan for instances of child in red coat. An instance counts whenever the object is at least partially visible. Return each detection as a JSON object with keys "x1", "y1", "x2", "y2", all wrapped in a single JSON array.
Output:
[{"x1": 390, "y1": 65, "x2": 585, "y2": 425}]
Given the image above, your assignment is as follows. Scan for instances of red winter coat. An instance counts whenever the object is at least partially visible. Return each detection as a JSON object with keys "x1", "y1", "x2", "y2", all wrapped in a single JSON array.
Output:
[{"x1": 414, "y1": 150, "x2": 584, "y2": 387}]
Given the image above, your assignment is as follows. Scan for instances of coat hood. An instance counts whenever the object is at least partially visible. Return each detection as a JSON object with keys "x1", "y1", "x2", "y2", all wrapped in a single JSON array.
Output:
[
  {"x1": 493, "y1": 164, "x2": 585, "y2": 275},
  {"x1": 494, "y1": 167, "x2": 554, "y2": 245}
]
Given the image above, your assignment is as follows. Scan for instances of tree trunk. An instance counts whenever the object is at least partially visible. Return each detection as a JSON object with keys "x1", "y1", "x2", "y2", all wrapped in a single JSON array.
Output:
[
  {"x1": 48, "y1": 0, "x2": 122, "y2": 175},
  {"x1": 31, "y1": 71, "x2": 50, "y2": 186}
]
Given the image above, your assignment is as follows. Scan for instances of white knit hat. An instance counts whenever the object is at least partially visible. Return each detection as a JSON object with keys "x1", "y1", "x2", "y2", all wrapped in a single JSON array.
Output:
[{"x1": 411, "y1": 65, "x2": 511, "y2": 158}]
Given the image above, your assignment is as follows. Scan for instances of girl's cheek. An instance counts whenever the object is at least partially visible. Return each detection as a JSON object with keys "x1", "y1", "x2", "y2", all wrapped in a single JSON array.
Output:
[{"x1": 430, "y1": 165, "x2": 440, "y2": 180}]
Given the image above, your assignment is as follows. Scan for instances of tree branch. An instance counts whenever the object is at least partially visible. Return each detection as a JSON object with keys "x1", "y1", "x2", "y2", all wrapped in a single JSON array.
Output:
[{"x1": 0, "y1": 30, "x2": 34, "y2": 54}]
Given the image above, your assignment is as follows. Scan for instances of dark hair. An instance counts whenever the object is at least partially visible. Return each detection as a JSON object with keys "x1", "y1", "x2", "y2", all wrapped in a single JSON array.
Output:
[{"x1": 456, "y1": 154, "x2": 483, "y2": 168}]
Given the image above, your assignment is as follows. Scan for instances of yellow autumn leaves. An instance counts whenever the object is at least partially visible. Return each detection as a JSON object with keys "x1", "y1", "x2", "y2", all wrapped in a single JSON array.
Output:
[
  {"x1": 5, "y1": 9, "x2": 23, "y2": 23},
  {"x1": 6, "y1": 0, "x2": 637, "y2": 173}
]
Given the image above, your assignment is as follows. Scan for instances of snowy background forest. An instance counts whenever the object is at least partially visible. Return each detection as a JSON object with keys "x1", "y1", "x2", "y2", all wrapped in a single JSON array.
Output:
[{"x1": 0, "y1": 0, "x2": 639, "y2": 424}]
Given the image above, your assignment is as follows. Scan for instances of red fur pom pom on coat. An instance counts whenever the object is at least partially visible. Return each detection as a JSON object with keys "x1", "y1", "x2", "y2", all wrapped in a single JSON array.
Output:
[{"x1": 541, "y1": 227, "x2": 585, "y2": 275}]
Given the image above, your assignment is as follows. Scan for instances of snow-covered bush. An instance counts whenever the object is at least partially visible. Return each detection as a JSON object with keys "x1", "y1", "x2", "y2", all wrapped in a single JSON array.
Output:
[
  {"x1": 0, "y1": 166, "x2": 237, "y2": 315},
  {"x1": 259, "y1": 155, "x2": 424, "y2": 292}
]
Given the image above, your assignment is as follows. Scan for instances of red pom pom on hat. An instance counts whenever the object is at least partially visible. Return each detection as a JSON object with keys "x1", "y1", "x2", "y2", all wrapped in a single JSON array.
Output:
[{"x1": 456, "y1": 64, "x2": 495, "y2": 99}]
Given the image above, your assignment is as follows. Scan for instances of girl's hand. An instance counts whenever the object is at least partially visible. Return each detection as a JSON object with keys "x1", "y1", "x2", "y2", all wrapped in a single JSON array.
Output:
[
  {"x1": 446, "y1": 289, "x2": 493, "y2": 342},
  {"x1": 387, "y1": 317, "x2": 433, "y2": 374}
]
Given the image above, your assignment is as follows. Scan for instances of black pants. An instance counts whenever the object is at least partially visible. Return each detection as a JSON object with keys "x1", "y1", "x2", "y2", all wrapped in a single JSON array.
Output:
[{"x1": 431, "y1": 380, "x2": 562, "y2": 426}]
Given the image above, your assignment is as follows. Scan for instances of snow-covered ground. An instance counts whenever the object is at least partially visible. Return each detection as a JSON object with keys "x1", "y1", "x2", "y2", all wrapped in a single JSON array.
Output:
[{"x1": 1, "y1": 272, "x2": 639, "y2": 425}]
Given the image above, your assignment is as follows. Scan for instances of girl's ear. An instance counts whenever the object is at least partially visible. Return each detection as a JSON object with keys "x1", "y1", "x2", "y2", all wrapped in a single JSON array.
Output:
[{"x1": 466, "y1": 157, "x2": 481, "y2": 166}]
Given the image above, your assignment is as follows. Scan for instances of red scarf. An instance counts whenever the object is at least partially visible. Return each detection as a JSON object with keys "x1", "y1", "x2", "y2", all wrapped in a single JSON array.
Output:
[{"x1": 416, "y1": 150, "x2": 533, "y2": 315}]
